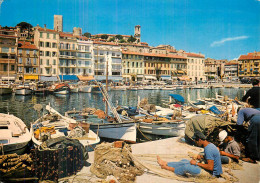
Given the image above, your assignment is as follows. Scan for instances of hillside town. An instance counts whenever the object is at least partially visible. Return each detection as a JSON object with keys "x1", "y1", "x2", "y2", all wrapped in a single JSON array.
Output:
[{"x1": 0, "y1": 15, "x2": 259, "y2": 84}]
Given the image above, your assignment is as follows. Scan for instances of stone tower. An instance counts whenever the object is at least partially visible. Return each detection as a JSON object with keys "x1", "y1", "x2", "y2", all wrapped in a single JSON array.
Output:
[
  {"x1": 134, "y1": 25, "x2": 141, "y2": 43},
  {"x1": 73, "y1": 27, "x2": 82, "y2": 36},
  {"x1": 54, "y1": 15, "x2": 63, "y2": 32}
]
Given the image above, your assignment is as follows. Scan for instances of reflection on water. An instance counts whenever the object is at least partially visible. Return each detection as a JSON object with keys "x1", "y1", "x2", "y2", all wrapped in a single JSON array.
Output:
[{"x1": 0, "y1": 88, "x2": 249, "y2": 127}]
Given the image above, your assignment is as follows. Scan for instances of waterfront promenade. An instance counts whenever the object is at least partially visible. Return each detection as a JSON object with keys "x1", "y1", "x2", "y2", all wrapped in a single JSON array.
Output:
[{"x1": 63, "y1": 137, "x2": 259, "y2": 183}]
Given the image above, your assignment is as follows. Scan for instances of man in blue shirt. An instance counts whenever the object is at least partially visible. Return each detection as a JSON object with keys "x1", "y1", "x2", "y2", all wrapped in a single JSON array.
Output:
[{"x1": 157, "y1": 131, "x2": 223, "y2": 177}]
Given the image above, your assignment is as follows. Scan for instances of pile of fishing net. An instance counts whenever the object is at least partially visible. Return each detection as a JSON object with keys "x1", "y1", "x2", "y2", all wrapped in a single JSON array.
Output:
[
  {"x1": 31, "y1": 137, "x2": 87, "y2": 182},
  {"x1": 90, "y1": 141, "x2": 144, "y2": 183},
  {"x1": 0, "y1": 153, "x2": 33, "y2": 179},
  {"x1": 139, "y1": 98, "x2": 156, "y2": 112}
]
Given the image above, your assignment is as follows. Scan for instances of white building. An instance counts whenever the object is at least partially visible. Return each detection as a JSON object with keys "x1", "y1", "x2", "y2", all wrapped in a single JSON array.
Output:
[
  {"x1": 186, "y1": 52, "x2": 205, "y2": 81},
  {"x1": 34, "y1": 25, "x2": 59, "y2": 76}
]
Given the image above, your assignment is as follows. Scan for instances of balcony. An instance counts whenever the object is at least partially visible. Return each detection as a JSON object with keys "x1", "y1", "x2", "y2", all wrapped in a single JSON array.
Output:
[{"x1": 25, "y1": 62, "x2": 32, "y2": 66}]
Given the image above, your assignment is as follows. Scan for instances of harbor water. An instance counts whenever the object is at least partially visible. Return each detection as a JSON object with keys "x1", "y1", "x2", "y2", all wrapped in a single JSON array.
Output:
[{"x1": 0, "y1": 87, "x2": 248, "y2": 127}]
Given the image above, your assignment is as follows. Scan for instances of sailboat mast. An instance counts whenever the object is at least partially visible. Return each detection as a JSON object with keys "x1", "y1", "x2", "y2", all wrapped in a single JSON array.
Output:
[{"x1": 105, "y1": 54, "x2": 108, "y2": 115}]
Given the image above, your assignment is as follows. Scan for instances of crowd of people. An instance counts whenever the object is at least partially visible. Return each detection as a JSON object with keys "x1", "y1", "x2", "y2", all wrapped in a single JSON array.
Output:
[{"x1": 157, "y1": 78, "x2": 260, "y2": 178}]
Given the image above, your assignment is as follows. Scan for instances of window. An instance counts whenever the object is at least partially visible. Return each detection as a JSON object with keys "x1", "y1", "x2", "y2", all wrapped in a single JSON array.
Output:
[
  {"x1": 11, "y1": 65, "x2": 15, "y2": 71},
  {"x1": 2, "y1": 47, "x2": 8, "y2": 53},
  {"x1": 45, "y1": 42, "x2": 50, "y2": 48},
  {"x1": 40, "y1": 42, "x2": 44, "y2": 47},
  {"x1": 40, "y1": 32, "x2": 43, "y2": 38},
  {"x1": 46, "y1": 59, "x2": 49, "y2": 65},
  {"x1": 45, "y1": 51, "x2": 50, "y2": 57},
  {"x1": 18, "y1": 49, "x2": 22, "y2": 54},
  {"x1": 18, "y1": 67, "x2": 22, "y2": 72},
  {"x1": 46, "y1": 68, "x2": 50, "y2": 74},
  {"x1": 3, "y1": 64, "x2": 7, "y2": 71},
  {"x1": 52, "y1": 43, "x2": 57, "y2": 48},
  {"x1": 53, "y1": 69, "x2": 56, "y2": 74},
  {"x1": 47, "y1": 33, "x2": 50, "y2": 38},
  {"x1": 72, "y1": 44, "x2": 75, "y2": 50},
  {"x1": 33, "y1": 50, "x2": 37, "y2": 55},
  {"x1": 72, "y1": 68, "x2": 75, "y2": 73},
  {"x1": 19, "y1": 58, "x2": 22, "y2": 64},
  {"x1": 53, "y1": 34, "x2": 56, "y2": 39},
  {"x1": 40, "y1": 51, "x2": 43, "y2": 56},
  {"x1": 33, "y1": 58, "x2": 37, "y2": 65},
  {"x1": 53, "y1": 59, "x2": 56, "y2": 65},
  {"x1": 40, "y1": 59, "x2": 43, "y2": 65},
  {"x1": 26, "y1": 50, "x2": 30, "y2": 54},
  {"x1": 78, "y1": 61, "x2": 81, "y2": 66},
  {"x1": 11, "y1": 48, "x2": 15, "y2": 53},
  {"x1": 52, "y1": 52, "x2": 56, "y2": 57},
  {"x1": 40, "y1": 68, "x2": 43, "y2": 74}
]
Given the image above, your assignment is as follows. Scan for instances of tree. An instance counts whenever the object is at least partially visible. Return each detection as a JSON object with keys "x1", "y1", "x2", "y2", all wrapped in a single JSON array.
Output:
[
  {"x1": 83, "y1": 32, "x2": 91, "y2": 38},
  {"x1": 119, "y1": 39, "x2": 126, "y2": 43},
  {"x1": 115, "y1": 34, "x2": 123, "y2": 40},
  {"x1": 108, "y1": 37, "x2": 115, "y2": 42},
  {"x1": 127, "y1": 35, "x2": 136, "y2": 43},
  {"x1": 16, "y1": 22, "x2": 33, "y2": 30},
  {"x1": 101, "y1": 34, "x2": 108, "y2": 39}
]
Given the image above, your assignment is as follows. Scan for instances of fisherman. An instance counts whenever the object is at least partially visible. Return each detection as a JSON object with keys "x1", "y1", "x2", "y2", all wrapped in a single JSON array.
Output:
[
  {"x1": 236, "y1": 108, "x2": 260, "y2": 163},
  {"x1": 242, "y1": 79, "x2": 260, "y2": 110},
  {"x1": 218, "y1": 130, "x2": 240, "y2": 164},
  {"x1": 157, "y1": 131, "x2": 222, "y2": 177}
]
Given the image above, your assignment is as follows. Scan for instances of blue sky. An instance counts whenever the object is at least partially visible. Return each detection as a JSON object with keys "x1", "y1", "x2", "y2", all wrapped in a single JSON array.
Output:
[{"x1": 0, "y1": 0, "x2": 259, "y2": 60}]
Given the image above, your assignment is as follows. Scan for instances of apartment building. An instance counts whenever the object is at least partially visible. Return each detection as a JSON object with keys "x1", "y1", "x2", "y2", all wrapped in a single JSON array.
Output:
[
  {"x1": 34, "y1": 26, "x2": 59, "y2": 76},
  {"x1": 0, "y1": 28, "x2": 17, "y2": 81},
  {"x1": 17, "y1": 41, "x2": 39, "y2": 81},
  {"x1": 224, "y1": 61, "x2": 238, "y2": 79},
  {"x1": 205, "y1": 58, "x2": 227, "y2": 80},
  {"x1": 186, "y1": 52, "x2": 205, "y2": 81},
  {"x1": 58, "y1": 32, "x2": 77, "y2": 75},
  {"x1": 77, "y1": 37, "x2": 94, "y2": 76},
  {"x1": 238, "y1": 52, "x2": 260, "y2": 78},
  {"x1": 93, "y1": 42, "x2": 122, "y2": 80}
]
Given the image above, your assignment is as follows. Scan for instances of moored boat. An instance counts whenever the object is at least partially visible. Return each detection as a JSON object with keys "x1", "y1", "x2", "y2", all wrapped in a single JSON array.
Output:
[
  {"x1": 0, "y1": 84, "x2": 12, "y2": 95},
  {"x1": 0, "y1": 113, "x2": 31, "y2": 155},
  {"x1": 54, "y1": 83, "x2": 70, "y2": 95}
]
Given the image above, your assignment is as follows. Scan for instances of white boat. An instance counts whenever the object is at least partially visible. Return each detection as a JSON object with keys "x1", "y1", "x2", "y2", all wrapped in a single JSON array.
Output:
[
  {"x1": 0, "y1": 113, "x2": 31, "y2": 155},
  {"x1": 70, "y1": 84, "x2": 79, "y2": 93},
  {"x1": 79, "y1": 85, "x2": 92, "y2": 93},
  {"x1": 65, "y1": 110, "x2": 137, "y2": 143},
  {"x1": 90, "y1": 122, "x2": 137, "y2": 143},
  {"x1": 138, "y1": 120, "x2": 185, "y2": 137},
  {"x1": 31, "y1": 105, "x2": 100, "y2": 151},
  {"x1": 0, "y1": 85, "x2": 12, "y2": 95},
  {"x1": 15, "y1": 87, "x2": 32, "y2": 95}
]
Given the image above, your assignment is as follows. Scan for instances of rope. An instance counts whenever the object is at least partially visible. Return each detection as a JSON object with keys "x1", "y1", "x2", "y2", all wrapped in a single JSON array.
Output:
[{"x1": 136, "y1": 124, "x2": 152, "y2": 141}]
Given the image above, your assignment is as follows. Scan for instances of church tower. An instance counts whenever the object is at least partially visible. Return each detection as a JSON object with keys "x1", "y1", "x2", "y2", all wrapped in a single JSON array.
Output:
[
  {"x1": 54, "y1": 15, "x2": 63, "y2": 32},
  {"x1": 134, "y1": 25, "x2": 141, "y2": 43}
]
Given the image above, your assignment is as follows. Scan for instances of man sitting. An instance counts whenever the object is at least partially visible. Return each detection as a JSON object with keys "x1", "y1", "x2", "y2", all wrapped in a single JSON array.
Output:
[
  {"x1": 218, "y1": 130, "x2": 240, "y2": 164},
  {"x1": 157, "y1": 131, "x2": 223, "y2": 177}
]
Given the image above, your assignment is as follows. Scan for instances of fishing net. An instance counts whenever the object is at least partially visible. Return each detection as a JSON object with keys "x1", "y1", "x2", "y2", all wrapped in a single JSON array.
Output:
[{"x1": 90, "y1": 142, "x2": 144, "y2": 183}]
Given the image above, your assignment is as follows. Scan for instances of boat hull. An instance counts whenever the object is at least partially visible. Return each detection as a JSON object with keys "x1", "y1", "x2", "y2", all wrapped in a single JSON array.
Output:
[
  {"x1": 0, "y1": 87, "x2": 12, "y2": 95},
  {"x1": 90, "y1": 122, "x2": 137, "y2": 143},
  {"x1": 15, "y1": 88, "x2": 32, "y2": 95},
  {"x1": 138, "y1": 121, "x2": 185, "y2": 137},
  {"x1": 1, "y1": 140, "x2": 30, "y2": 155},
  {"x1": 79, "y1": 86, "x2": 92, "y2": 93}
]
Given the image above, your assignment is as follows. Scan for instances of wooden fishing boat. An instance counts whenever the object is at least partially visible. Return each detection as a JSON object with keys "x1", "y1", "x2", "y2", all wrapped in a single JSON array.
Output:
[
  {"x1": 15, "y1": 85, "x2": 32, "y2": 95},
  {"x1": 0, "y1": 84, "x2": 12, "y2": 95},
  {"x1": 54, "y1": 83, "x2": 70, "y2": 95},
  {"x1": 31, "y1": 105, "x2": 100, "y2": 151},
  {"x1": 0, "y1": 113, "x2": 31, "y2": 155},
  {"x1": 65, "y1": 109, "x2": 137, "y2": 143},
  {"x1": 138, "y1": 120, "x2": 185, "y2": 137}
]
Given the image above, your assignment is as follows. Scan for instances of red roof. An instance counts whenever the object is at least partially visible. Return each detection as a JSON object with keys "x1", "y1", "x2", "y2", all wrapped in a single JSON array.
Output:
[
  {"x1": 122, "y1": 51, "x2": 187, "y2": 59},
  {"x1": 238, "y1": 54, "x2": 260, "y2": 60},
  {"x1": 18, "y1": 41, "x2": 38, "y2": 49},
  {"x1": 59, "y1": 32, "x2": 75, "y2": 38},
  {"x1": 38, "y1": 28, "x2": 58, "y2": 33},
  {"x1": 185, "y1": 52, "x2": 205, "y2": 58}
]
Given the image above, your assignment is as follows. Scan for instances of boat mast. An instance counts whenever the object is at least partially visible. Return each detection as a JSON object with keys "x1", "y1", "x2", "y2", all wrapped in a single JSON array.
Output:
[{"x1": 106, "y1": 54, "x2": 108, "y2": 116}]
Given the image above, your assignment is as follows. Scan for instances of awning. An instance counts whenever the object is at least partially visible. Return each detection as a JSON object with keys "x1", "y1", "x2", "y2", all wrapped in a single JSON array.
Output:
[
  {"x1": 40, "y1": 76, "x2": 58, "y2": 82},
  {"x1": 144, "y1": 75, "x2": 157, "y2": 80},
  {"x1": 178, "y1": 75, "x2": 190, "y2": 81},
  {"x1": 59, "y1": 75, "x2": 79, "y2": 81},
  {"x1": 239, "y1": 71, "x2": 244, "y2": 74},
  {"x1": 160, "y1": 75, "x2": 171, "y2": 80},
  {"x1": 95, "y1": 76, "x2": 123, "y2": 81},
  {"x1": 77, "y1": 75, "x2": 95, "y2": 81},
  {"x1": 177, "y1": 70, "x2": 184, "y2": 74},
  {"x1": 24, "y1": 75, "x2": 39, "y2": 80},
  {"x1": 1, "y1": 76, "x2": 16, "y2": 80},
  {"x1": 137, "y1": 75, "x2": 144, "y2": 78}
]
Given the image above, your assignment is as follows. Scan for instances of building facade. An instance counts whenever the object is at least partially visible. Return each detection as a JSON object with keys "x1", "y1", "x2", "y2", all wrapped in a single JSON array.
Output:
[
  {"x1": 0, "y1": 28, "x2": 17, "y2": 81},
  {"x1": 186, "y1": 52, "x2": 205, "y2": 81},
  {"x1": 17, "y1": 41, "x2": 39, "y2": 81},
  {"x1": 224, "y1": 62, "x2": 238, "y2": 79},
  {"x1": 238, "y1": 52, "x2": 260, "y2": 78}
]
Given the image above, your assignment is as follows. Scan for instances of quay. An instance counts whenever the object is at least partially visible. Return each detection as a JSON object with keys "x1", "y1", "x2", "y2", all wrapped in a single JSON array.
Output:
[{"x1": 62, "y1": 137, "x2": 259, "y2": 183}]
